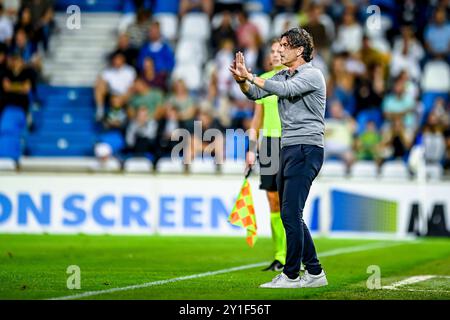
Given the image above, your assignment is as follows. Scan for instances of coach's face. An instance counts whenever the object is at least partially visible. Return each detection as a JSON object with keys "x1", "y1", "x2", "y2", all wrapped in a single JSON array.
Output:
[{"x1": 279, "y1": 36, "x2": 303, "y2": 67}]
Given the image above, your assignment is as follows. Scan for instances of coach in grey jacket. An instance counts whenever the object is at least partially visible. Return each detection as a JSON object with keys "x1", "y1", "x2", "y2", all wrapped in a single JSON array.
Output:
[{"x1": 229, "y1": 28, "x2": 328, "y2": 289}]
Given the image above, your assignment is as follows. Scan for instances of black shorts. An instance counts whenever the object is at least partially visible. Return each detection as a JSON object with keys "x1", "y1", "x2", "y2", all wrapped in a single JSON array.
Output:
[{"x1": 259, "y1": 136, "x2": 281, "y2": 192}]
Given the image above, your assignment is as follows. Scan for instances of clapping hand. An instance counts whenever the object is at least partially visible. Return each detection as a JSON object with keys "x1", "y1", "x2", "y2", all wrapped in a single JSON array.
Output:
[{"x1": 229, "y1": 51, "x2": 251, "y2": 82}]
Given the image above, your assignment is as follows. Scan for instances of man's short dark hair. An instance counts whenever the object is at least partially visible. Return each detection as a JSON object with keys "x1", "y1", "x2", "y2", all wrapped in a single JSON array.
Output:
[{"x1": 280, "y1": 28, "x2": 314, "y2": 62}]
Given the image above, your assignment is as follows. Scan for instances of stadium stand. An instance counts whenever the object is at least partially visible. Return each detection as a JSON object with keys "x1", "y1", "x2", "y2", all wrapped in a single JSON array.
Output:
[
  {"x1": 0, "y1": 0, "x2": 448, "y2": 181},
  {"x1": 349, "y1": 160, "x2": 379, "y2": 179},
  {"x1": 319, "y1": 160, "x2": 347, "y2": 178},
  {"x1": 124, "y1": 157, "x2": 153, "y2": 173},
  {"x1": 0, "y1": 158, "x2": 16, "y2": 171}
]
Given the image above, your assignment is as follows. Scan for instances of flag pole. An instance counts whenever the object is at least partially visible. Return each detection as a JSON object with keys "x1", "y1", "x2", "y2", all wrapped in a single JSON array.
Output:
[{"x1": 244, "y1": 166, "x2": 252, "y2": 179}]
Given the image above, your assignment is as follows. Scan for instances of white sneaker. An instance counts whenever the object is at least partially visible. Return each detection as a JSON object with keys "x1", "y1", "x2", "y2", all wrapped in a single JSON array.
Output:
[
  {"x1": 299, "y1": 270, "x2": 328, "y2": 288},
  {"x1": 259, "y1": 273, "x2": 301, "y2": 288}
]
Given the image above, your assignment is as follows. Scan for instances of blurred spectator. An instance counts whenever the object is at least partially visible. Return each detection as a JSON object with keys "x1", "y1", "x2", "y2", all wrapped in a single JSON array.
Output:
[
  {"x1": 428, "y1": 97, "x2": 450, "y2": 128},
  {"x1": 127, "y1": 77, "x2": 164, "y2": 120},
  {"x1": 328, "y1": 53, "x2": 356, "y2": 116},
  {"x1": 213, "y1": 0, "x2": 243, "y2": 14},
  {"x1": 110, "y1": 34, "x2": 139, "y2": 69},
  {"x1": 0, "y1": 3, "x2": 13, "y2": 45},
  {"x1": 242, "y1": 31, "x2": 264, "y2": 75},
  {"x1": 396, "y1": 0, "x2": 428, "y2": 34},
  {"x1": 2, "y1": 0, "x2": 20, "y2": 18},
  {"x1": 103, "y1": 95, "x2": 128, "y2": 132},
  {"x1": 229, "y1": 97, "x2": 253, "y2": 131},
  {"x1": 359, "y1": 35, "x2": 389, "y2": 76},
  {"x1": 355, "y1": 120, "x2": 381, "y2": 162},
  {"x1": 154, "y1": 104, "x2": 186, "y2": 162},
  {"x1": 14, "y1": 7, "x2": 35, "y2": 45},
  {"x1": 424, "y1": 7, "x2": 450, "y2": 60},
  {"x1": 95, "y1": 51, "x2": 136, "y2": 121},
  {"x1": 10, "y1": 27, "x2": 42, "y2": 97},
  {"x1": 2, "y1": 52, "x2": 33, "y2": 114},
  {"x1": 390, "y1": 27, "x2": 424, "y2": 82},
  {"x1": 380, "y1": 116, "x2": 413, "y2": 161},
  {"x1": 235, "y1": 10, "x2": 260, "y2": 49},
  {"x1": 303, "y1": 3, "x2": 331, "y2": 62},
  {"x1": 214, "y1": 38, "x2": 235, "y2": 98},
  {"x1": 10, "y1": 28, "x2": 36, "y2": 64},
  {"x1": 421, "y1": 111, "x2": 446, "y2": 165},
  {"x1": 382, "y1": 75, "x2": 417, "y2": 134},
  {"x1": 138, "y1": 21, "x2": 175, "y2": 78},
  {"x1": 191, "y1": 107, "x2": 224, "y2": 163},
  {"x1": 22, "y1": 0, "x2": 54, "y2": 53},
  {"x1": 392, "y1": 24, "x2": 425, "y2": 68},
  {"x1": 179, "y1": 0, "x2": 213, "y2": 17},
  {"x1": 125, "y1": 106, "x2": 158, "y2": 156},
  {"x1": 354, "y1": 63, "x2": 385, "y2": 117},
  {"x1": 140, "y1": 56, "x2": 167, "y2": 92},
  {"x1": 311, "y1": 50, "x2": 329, "y2": 81},
  {"x1": 125, "y1": 9, "x2": 152, "y2": 50},
  {"x1": 272, "y1": 0, "x2": 301, "y2": 15},
  {"x1": 397, "y1": 70, "x2": 419, "y2": 101},
  {"x1": 332, "y1": 6, "x2": 363, "y2": 54},
  {"x1": 0, "y1": 42, "x2": 7, "y2": 109},
  {"x1": 324, "y1": 99, "x2": 356, "y2": 168},
  {"x1": 166, "y1": 78, "x2": 197, "y2": 122},
  {"x1": 211, "y1": 10, "x2": 236, "y2": 55},
  {"x1": 119, "y1": 0, "x2": 152, "y2": 33}
]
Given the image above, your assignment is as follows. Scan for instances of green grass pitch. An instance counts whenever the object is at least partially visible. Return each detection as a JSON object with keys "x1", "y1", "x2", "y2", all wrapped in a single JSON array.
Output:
[{"x1": 0, "y1": 234, "x2": 449, "y2": 300}]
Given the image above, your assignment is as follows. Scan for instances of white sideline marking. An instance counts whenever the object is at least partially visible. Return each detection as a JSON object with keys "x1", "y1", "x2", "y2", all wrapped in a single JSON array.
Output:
[
  {"x1": 49, "y1": 241, "x2": 404, "y2": 300},
  {"x1": 382, "y1": 275, "x2": 450, "y2": 292}
]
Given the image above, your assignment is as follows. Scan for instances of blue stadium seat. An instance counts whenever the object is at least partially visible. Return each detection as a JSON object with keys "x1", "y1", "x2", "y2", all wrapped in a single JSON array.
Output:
[
  {"x1": 43, "y1": 97, "x2": 94, "y2": 110},
  {"x1": 54, "y1": 0, "x2": 122, "y2": 12},
  {"x1": 0, "y1": 134, "x2": 22, "y2": 160},
  {"x1": 27, "y1": 141, "x2": 94, "y2": 157},
  {"x1": 37, "y1": 85, "x2": 92, "y2": 98},
  {"x1": 98, "y1": 131, "x2": 125, "y2": 154},
  {"x1": 38, "y1": 118, "x2": 95, "y2": 132},
  {"x1": 356, "y1": 109, "x2": 383, "y2": 135},
  {"x1": 41, "y1": 109, "x2": 94, "y2": 119},
  {"x1": 153, "y1": 0, "x2": 179, "y2": 14},
  {"x1": 246, "y1": 0, "x2": 273, "y2": 14},
  {"x1": 0, "y1": 106, "x2": 26, "y2": 135},
  {"x1": 27, "y1": 133, "x2": 96, "y2": 146}
]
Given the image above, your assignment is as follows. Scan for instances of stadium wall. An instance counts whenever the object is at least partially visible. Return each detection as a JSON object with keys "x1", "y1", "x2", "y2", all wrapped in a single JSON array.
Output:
[{"x1": 0, "y1": 174, "x2": 449, "y2": 239}]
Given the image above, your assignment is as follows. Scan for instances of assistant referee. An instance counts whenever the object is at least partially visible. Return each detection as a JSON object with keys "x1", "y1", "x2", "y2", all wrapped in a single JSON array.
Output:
[
  {"x1": 246, "y1": 38, "x2": 286, "y2": 272},
  {"x1": 230, "y1": 28, "x2": 328, "y2": 289}
]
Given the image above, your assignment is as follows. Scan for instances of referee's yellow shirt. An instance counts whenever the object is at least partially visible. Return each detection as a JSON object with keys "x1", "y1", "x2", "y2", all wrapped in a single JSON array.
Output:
[{"x1": 255, "y1": 66, "x2": 285, "y2": 138}]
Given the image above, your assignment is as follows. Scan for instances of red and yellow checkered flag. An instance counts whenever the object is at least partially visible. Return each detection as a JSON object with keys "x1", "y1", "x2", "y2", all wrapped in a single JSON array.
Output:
[{"x1": 228, "y1": 176, "x2": 257, "y2": 247}]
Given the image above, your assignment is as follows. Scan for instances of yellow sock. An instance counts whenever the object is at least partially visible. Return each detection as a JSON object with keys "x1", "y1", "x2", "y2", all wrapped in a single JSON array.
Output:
[{"x1": 270, "y1": 212, "x2": 286, "y2": 265}]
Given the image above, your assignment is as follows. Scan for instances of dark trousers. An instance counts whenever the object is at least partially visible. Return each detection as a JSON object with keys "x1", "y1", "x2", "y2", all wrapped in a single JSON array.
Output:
[{"x1": 276, "y1": 144, "x2": 324, "y2": 279}]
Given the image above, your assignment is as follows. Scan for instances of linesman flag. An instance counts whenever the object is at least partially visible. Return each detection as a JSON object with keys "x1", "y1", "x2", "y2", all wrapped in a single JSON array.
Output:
[{"x1": 228, "y1": 169, "x2": 257, "y2": 247}]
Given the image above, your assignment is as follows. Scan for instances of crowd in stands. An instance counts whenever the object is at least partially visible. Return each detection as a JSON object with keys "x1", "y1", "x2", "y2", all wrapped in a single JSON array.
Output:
[
  {"x1": 94, "y1": 0, "x2": 449, "y2": 173},
  {"x1": 0, "y1": 0, "x2": 54, "y2": 155},
  {"x1": 0, "y1": 0, "x2": 449, "y2": 176}
]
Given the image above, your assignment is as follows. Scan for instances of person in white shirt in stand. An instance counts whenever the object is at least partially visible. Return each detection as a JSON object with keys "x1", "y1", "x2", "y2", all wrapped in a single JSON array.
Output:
[{"x1": 95, "y1": 51, "x2": 136, "y2": 121}]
